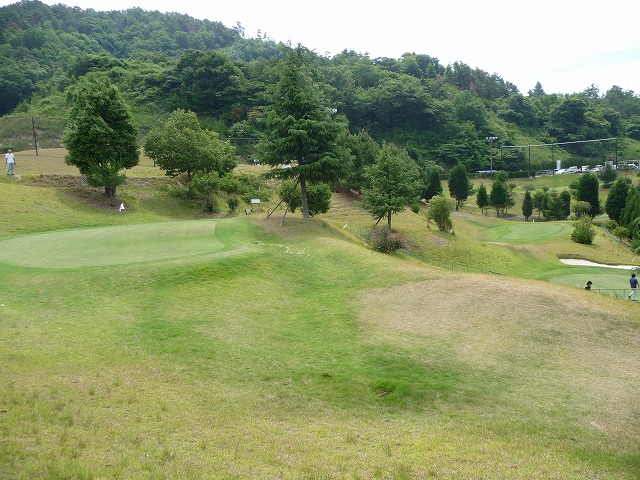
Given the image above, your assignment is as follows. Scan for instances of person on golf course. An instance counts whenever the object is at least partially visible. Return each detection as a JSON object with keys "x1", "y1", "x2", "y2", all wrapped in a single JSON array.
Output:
[
  {"x1": 629, "y1": 273, "x2": 638, "y2": 301},
  {"x1": 5, "y1": 149, "x2": 15, "y2": 175}
]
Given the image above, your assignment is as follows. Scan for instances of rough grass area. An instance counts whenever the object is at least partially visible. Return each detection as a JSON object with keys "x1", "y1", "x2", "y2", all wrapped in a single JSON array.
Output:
[{"x1": 1, "y1": 150, "x2": 639, "y2": 479}]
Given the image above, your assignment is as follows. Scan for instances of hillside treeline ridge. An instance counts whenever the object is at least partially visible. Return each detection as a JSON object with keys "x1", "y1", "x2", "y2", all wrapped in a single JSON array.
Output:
[{"x1": 1, "y1": 0, "x2": 640, "y2": 171}]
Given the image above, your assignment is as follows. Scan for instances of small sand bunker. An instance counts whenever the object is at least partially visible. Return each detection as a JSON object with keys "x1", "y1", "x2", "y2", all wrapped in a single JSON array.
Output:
[{"x1": 559, "y1": 259, "x2": 637, "y2": 270}]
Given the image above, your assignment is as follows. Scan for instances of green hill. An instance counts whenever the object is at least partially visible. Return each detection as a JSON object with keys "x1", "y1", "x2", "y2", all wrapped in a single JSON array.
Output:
[{"x1": 2, "y1": 1, "x2": 640, "y2": 171}]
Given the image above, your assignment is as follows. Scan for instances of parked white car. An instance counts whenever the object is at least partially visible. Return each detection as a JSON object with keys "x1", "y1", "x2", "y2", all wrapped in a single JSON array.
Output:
[{"x1": 618, "y1": 163, "x2": 639, "y2": 170}]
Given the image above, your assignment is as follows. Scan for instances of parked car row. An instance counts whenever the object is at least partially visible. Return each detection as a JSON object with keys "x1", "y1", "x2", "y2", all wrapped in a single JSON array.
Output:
[
  {"x1": 535, "y1": 163, "x2": 639, "y2": 177},
  {"x1": 535, "y1": 166, "x2": 585, "y2": 176}
]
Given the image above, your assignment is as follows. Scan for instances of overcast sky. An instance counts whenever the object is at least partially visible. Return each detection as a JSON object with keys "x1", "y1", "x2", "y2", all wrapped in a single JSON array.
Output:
[{"x1": 5, "y1": 0, "x2": 640, "y2": 95}]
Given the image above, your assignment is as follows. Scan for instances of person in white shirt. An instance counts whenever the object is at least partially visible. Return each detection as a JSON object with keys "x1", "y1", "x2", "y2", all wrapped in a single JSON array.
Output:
[{"x1": 5, "y1": 149, "x2": 15, "y2": 175}]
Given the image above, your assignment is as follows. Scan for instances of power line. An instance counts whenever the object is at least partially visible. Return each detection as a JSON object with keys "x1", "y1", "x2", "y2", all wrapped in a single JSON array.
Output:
[{"x1": 500, "y1": 137, "x2": 617, "y2": 149}]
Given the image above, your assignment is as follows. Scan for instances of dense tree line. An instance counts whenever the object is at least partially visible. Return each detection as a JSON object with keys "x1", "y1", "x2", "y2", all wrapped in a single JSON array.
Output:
[
  {"x1": 2, "y1": 0, "x2": 640, "y2": 182},
  {"x1": 5, "y1": 1, "x2": 640, "y2": 250}
]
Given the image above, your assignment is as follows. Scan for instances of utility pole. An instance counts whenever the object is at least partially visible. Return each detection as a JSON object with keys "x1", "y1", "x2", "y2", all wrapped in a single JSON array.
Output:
[
  {"x1": 31, "y1": 116, "x2": 39, "y2": 157},
  {"x1": 486, "y1": 136, "x2": 498, "y2": 177}
]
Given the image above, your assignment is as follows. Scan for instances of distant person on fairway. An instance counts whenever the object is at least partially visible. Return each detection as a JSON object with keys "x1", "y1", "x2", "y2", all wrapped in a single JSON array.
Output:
[
  {"x1": 629, "y1": 273, "x2": 638, "y2": 300},
  {"x1": 5, "y1": 149, "x2": 15, "y2": 175},
  {"x1": 584, "y1": 280, "x2": 592, "y2": 290}
]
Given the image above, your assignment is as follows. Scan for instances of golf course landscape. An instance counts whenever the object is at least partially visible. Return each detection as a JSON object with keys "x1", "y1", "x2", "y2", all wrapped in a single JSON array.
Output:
[{"x1": 1, "y1": 150, "x2": 639, "y2": 479}]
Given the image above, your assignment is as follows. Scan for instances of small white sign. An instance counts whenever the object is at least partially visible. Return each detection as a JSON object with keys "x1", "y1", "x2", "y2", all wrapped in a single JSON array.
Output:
[{"x1": 250, "y1": 199, "x2": 261, "y2": 204}]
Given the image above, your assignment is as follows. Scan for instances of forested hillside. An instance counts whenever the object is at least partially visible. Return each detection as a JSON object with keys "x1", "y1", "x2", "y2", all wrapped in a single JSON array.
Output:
[{"x1": 2, "y1": 0, "x2": 640, "y2": 171}]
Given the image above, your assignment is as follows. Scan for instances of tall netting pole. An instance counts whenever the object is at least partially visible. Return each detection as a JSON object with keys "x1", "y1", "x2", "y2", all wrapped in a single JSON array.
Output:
[{"x1": 31, "y1": 116, "x2": 39, "y2": 156}]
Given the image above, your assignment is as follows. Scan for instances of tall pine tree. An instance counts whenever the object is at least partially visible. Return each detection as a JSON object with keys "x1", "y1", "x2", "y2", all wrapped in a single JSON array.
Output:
[
  {"x1": 522, "y1": 190, "x2": 533, "y2": 221},
  {"x1": 448, "y1": 163, "x2": 471, "y2": 211},
  {"x1": 362, "y1": 143, "x2": 420, "y2": 229},
  {"x1": 576, "y1": 172, "x2": 600, "y2": 217},
  {"x1": 605, "y1": 178, "x2": 629, "y2": 223},
  {"x1": 259, "y1": 46, "x2": 351, "y2": 218},
  {"x1": 476, "y1": 184, "x2": 489, "y2": 214}
]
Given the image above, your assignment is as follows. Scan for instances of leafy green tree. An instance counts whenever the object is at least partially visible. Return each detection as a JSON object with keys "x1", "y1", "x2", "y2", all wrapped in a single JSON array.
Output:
[
  {"x1": 143, "y1": 109, "x2": 237, "y2": 182},
  {"x1": 532, "y1": 188, "x2": 548, "y2": 219},
  {"x1": 620, "y1": 187, "x2": 640, "y2": 231},
  {"x1": 522, "y1": 190, "x2": 533, "y2": 221},
  {"x1": 190, "y1": 171, "x2": 269, "y2": 213},
  {"x1": 571, "y1": 216, "x2": 596, "y2": 244},
  {"x1": 362, "y1": 143, "x2": 420, "y2": 229},
  {"x1": 543, "y1": 190, "x2": 570, "y2": 221},
  {"x1": 165, "y1": 49, "x2": 246, "y2": 115},
  {"x1": 63, "y1": 74, "x2": 139, "y2": 198},
  {"x1": 605, "y1": 178, "x2": 630, "y2": 223},
  {"x1": 342, "y1": 130, "x2": 380, "y2": 192},
  {"x1": 277, "y1": 178, "x2": 332, "y2": 216},
  {"x1": 489, "y1": 179, "x2": 508, "y2": 217},
  {"x1": 350, "y1": 71, "x2": 437, "y2": 132},
  {"x1": 506, "y1": 182, "x2": 517, "y2": 214},
  {"x1": 548, "y1": 95, "x2": 618, "y2": 158},
  {"x1": 576, "y1": 172, "x2": 600, "y2": 217},
  {"x1": 603, "y1": 85, "x2": 640, "y2": 120},
  {"x1": 499, "y1": 94, "x2": 539, "y2": 127},
  {"x1": 422, "y1": 167, "x2": 443, "y2": 202},
  {"x1": 529, "y1": 81, "x2": 545, "y2": 97},
  {"x1": 0, "y1": 68, "x2": 37, "y2": 115},
  {"x1": 618, "y1": 187, "x2": 640, "y2": 251},
  {"x1": 220, "y1": 172, "x2": 270, "y2": 205},
  {"x1": 189, "y1": 172, "x2": 221, "y2": 212},
  {"x1": 69, "y1": 53, "x2": 126, "y2": 78},
  {"x1": 572, "y1": 200, "x2": 592, "y2": 219},
  {"x1": 476, "y1": 184, "x2": 489, "y2": 214},
  {"x1": 448, "y1": 163, "x2": 471, "y2": 211},
  {"x1": 227, "y1": 119, "x2": 260, "y2": 160},
  {"x1": 494, "y1": 170, "x2": 509, "y2": 183},
  {"x1": 258, "y1": 46, "x2": 351, "y2": 218},
  {"x1": 428, "y1": 195, "x2": 453, "y2": 231},
  {"x1": 369, "y1": 227, "x2": 404, "y2": 254},
  {"x1": 599, "y1": 162, "x2": 617, "y2": 186},
  {"x1": 277, "y1": 179, "x2": 303, "y2": 213},
  {"x1": 453, "y1": 91, "x2": 487, "y2": 130},
  {"x1": 235, "y1": 173, "x2": 271, "y2": 205},
  {"x1": 560, "y1": 189, "x2": 572, "y2": 219}
]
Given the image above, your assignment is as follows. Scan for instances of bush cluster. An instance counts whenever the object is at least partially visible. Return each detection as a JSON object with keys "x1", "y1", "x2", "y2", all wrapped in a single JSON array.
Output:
[
  {"x1": 571, "y1": 216, "x2": 596, "y2": 245},
  {"x1": 369, "y1": 227, "x2": 405, "y2": 254}
]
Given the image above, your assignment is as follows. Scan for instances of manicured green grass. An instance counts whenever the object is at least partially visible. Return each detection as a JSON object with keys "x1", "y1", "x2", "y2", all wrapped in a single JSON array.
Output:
[
  {"x1": 1, "y1": 150, "x2": 639, "y2": 479},
  {"x1": 482, "y1": 220, "x2": 572, "y2": 243},
  {"x1": 0, "y1": 219, "x2": 250, "y2": 268},
  {"x1": 547, "y1": 268, "x2": 631, "y2": 290}
]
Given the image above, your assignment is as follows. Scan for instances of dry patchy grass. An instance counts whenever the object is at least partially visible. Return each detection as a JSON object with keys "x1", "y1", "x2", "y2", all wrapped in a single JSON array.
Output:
[{"x1": 356, "y1": 272, "x2": 640, "y2": 449}]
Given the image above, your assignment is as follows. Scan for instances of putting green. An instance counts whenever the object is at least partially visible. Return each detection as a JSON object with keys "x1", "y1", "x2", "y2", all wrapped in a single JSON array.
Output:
[
  {"x1": 485, "y1": 221, "x2": 571, "y2": 243},
  {"x1": 548, "y1": 269, "x2": 631, "y2": 289},
  {"x1": 0, "y1": 219, "x2": 245, "y2": 268}
]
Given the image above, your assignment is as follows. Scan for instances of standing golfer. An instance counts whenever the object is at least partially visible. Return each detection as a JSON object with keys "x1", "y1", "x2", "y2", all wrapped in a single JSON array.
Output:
[
  {"x1": 5, "y1": 149, "x2": 15, "y2": 175},
  {"x1": 629, "y1": 273, "x2": 638, "y2": 301}
]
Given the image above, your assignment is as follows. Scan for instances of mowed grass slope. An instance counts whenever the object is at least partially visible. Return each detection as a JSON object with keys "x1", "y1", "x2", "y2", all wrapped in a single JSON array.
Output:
[{"x1": 1, "y1": 152, "x2": 639, "y2": 479}]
